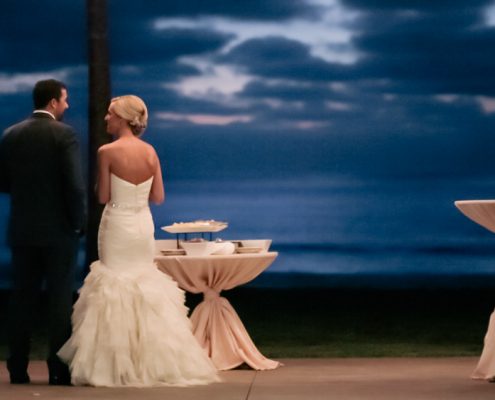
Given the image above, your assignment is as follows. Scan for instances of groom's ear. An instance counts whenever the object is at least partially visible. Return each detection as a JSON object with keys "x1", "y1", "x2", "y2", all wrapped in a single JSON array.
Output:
[{"x1": 48, "y1": 98, "x2": 58, "y2": 111}]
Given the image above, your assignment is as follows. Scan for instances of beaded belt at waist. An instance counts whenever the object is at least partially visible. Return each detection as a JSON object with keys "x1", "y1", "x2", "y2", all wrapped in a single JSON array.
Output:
[{"x1": 108, "y1": 201, "x2": 148, "y2": 212}]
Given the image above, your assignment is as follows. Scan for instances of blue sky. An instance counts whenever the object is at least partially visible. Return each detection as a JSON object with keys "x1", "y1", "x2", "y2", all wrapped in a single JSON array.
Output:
[
  {"x1": 1, "y1": 0, "x2": 495, "y2": 182},
  {"x1": 3, "y1": 1, "x2": 495, "y2": 284}
]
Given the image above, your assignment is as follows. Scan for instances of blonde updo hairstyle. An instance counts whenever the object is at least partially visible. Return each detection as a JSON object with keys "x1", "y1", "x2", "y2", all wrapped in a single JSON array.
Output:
[{"x1": 110, "y1": 95, "x2": 148, "y2": 136}]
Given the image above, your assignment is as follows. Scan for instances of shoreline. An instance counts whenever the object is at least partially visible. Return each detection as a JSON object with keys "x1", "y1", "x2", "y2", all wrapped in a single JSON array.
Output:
[
  {"x1": 247, "y1": 271, "x2": 495, "y2": 289},
  {"x1": 2, "y1": 270, "x2": 495, "y2": 290}
]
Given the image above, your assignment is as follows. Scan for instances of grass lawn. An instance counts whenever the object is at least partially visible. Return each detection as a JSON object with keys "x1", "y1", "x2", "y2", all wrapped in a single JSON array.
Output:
[
  {"x1": 223, "y1": 287, "x2": 493, "y2": 358},
  {"x1": 0, "y1": 287, "x2": 493, "y2": 360}
]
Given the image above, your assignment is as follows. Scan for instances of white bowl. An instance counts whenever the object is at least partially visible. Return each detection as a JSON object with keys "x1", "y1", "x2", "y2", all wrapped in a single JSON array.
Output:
[
  {"x1": 180, "y1": 241, "x2": 217, "y2": 256},
  {"x1": 211, "y1": 241, "x2": 235, "y2": 255},
  {"x1": 240, "y1": 239, "x2": 272, "y2": 252}
]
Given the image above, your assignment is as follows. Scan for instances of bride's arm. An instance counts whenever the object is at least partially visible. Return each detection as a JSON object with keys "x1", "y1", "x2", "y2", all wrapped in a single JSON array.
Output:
[
  {"x1": 149, "y1": 151, "x2": 165, "y2": 204},
  {"x1": 97, "y1": 146, "x2": 111, "y2": 204}
]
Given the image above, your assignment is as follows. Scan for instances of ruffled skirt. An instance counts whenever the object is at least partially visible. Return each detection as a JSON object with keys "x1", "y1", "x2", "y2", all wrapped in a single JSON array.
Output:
[{"x1": 58, "y1": 261, "x2": 219, "y2": 387}]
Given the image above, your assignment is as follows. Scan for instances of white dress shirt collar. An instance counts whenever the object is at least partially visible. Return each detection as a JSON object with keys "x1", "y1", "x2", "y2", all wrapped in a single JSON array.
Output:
[{"x1": 33, "y1": 110, "x2": 56, "y2": 120}]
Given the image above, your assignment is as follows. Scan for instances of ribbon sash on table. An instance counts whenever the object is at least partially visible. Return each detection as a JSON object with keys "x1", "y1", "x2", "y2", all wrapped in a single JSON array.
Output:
[
  {"x1": 155, "y1": 253, "x2": 280, "y2": 371},
  {"x1": 455, "y1": 200, "x2": 495, "y2": 379}
]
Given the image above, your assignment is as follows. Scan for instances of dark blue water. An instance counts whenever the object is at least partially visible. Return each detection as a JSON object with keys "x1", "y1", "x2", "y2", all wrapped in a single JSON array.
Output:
[{"x1": 1, "y1": 176, "x2": 495, "y2": 288}]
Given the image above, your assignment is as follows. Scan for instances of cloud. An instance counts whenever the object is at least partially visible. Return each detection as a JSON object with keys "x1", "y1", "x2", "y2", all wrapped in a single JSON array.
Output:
[
  {"x1": 0, "y1": 72, "x2": 61, "y2": 94},
  {"x1": 434, "y1": 94, "x2": 460, "y2": 104},
  {"x1": 293, "y1": 120, "x2": 331, "y2": 130},
  {"x1": 222, "y1": 36, "x2": 351, "y2": 82},
  {"x1": 166, "y1": 63, "x2": 253, "y2": 99},
  {"x1": 325, "y1": 100, "x2": 353, "y2": 111},
  {"x1": 486, "y1": 3, "x2": 495, "y2": 26},
  {"x1": 155, "y1": 112, "x2": 252, "y2": 125},
  {"x1": 243, "y1": 79, "x2": 334, "y2": 98},
  {"x1": 476, "y1": 96, "x2": 495, "y2": 114},
  {"x1": 154, "y1": 6, "x2": 359, "y2": 64}
]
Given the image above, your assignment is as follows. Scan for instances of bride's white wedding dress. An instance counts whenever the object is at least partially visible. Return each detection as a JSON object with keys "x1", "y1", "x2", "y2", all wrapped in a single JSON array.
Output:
[{"x1": 58, "y1": 174, "x2": 218, "y2": 387}]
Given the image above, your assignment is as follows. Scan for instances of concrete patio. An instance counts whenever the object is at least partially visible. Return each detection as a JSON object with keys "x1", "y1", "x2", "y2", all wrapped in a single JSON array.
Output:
[{"x1": 1, "y1": 358, "x2": 494, "y2": 399}]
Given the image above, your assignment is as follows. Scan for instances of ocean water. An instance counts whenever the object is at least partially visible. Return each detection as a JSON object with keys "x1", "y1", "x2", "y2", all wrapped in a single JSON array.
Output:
[{"x1": 1, "y1": 176, "x2": 495, "y2": 288}]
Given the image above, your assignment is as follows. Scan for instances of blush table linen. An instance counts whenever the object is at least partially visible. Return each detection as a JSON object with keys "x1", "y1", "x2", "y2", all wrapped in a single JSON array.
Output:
[
  {"x1": 455, "y1": 200, "x2": 495, "y2": 233},
  {"x1": 455, "y1": 200, "x2": 495, "y2": 380},
  {"x1": 154, "y1": 250, "x2": 280, "y2": 371}
]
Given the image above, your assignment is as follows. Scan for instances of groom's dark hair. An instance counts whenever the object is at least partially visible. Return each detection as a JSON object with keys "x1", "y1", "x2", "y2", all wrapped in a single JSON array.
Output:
[{"x1": 33, "y1": 79, "x2": 67, "y2": 109}]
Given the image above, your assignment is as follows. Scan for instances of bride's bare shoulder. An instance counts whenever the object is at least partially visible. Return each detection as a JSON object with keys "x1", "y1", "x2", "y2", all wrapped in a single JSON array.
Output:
[
  {"x1": 98, "y1": 142, "x2": 117, "y2": 152},
  {"x1": 140, "y1": 140, "x2": 158, "y2": 157},
  {"x1": 97, "y1": 142, "x2": 122, "y2": 162}
]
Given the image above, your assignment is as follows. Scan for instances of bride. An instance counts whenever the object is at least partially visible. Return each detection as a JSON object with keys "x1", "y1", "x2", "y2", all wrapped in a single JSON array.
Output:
[{"x1": 58, "y1": 95, "x2": 218, "y2": 387}]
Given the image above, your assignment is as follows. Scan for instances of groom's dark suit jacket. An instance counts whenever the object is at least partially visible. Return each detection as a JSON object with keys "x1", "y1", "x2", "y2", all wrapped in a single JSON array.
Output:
[{"x1": 0, "y1": 112, "x2": 86, "y2": 245}]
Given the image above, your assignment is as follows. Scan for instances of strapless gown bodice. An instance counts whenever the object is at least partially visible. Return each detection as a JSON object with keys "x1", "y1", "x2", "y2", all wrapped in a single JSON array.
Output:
[
  {"x1": 97, "y1": 174, "x2": 156, "y2": 271},
  {"x1": 108, "y1": 173, "x2": 153, "y2": 210}
]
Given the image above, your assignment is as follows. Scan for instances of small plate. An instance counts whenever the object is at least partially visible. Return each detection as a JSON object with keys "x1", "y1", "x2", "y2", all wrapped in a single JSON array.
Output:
[
  {"x1": 160, "y1": 249, "x2": 186, "y2": 256},
  {"x1": 236, "y1": 247, "x2": 263, "y2": 254},
  {"x1": 162, "y1": 220, "x2": 228, "y2": 234}
]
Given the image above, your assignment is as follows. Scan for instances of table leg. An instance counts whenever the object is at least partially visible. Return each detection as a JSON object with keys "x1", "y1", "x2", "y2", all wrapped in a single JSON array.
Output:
[{"x1": 189, "y1": 288, "x2": 280, "y2": 371}]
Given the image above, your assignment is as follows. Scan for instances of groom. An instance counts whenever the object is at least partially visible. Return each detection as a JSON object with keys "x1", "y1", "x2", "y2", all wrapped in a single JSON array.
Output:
[{"x1": 0, "y1": 79, "x2": 86, "y2": 385}]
